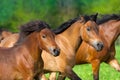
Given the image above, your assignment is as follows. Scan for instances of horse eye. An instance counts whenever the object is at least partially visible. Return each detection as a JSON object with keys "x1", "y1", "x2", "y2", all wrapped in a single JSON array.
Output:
[
  {"x1": 87, "y1": 27, "x2": 91, "y2": 31},
  {"x1": 42, "y1": 35, "x2": 46, "y2": 38}
]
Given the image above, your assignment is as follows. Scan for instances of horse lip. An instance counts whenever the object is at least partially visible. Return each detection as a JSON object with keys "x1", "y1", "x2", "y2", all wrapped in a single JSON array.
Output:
[{"x1": 96, "y1": 48, "x2": 102, "y2": 51}]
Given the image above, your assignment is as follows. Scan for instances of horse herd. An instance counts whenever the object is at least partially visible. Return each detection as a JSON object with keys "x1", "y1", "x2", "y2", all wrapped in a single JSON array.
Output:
[{"x1": 0, "y1": 14, "x2": 119, "y2": 80}]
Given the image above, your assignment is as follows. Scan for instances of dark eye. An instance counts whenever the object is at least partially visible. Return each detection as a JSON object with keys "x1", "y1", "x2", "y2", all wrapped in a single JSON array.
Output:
[
  {"x1": 87, "y1": 27, "x2": 91, "y2": 31},
  {"x1": 42, "y1": 35, "x2": 46, "y2": 38}
]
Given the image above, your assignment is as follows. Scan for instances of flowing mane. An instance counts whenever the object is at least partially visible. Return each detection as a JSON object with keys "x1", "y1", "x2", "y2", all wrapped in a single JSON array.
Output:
[
  {"x1": 16, "y1": 20, "x2": 50, "y2": 43},
  {"x1": 53, "y1": 15, "x2": 97, "y2": 34},
  {"x1": 97, "y1": 14, "x2": 120, "y2": 24}
]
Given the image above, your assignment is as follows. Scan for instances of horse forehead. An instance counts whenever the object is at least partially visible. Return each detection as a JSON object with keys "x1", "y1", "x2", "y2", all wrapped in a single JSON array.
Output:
[
  {"x1": 41, "y1": 28, "x2": 53, "y2": 34},
  {"x1": 85, "y1": 21, "x2": 96, "y2": 26},
  {"x1": 85, "y1": 21, "x2": 98, "y2": 30}
]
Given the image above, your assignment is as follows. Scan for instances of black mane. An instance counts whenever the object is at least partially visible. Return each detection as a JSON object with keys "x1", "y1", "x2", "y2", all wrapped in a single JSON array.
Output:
[
  {"x1": 16, "y1": 20, "x2": 50, "y2": 43},
  {"x1": 97, "y1": 14, "x2": 120, "y2": 24},
  {"x1": 52, "y1": 17, "x2": 80, "y2": 34},
  {"x1": 53, "y1": 15, "x2": 97, "y2": 34}
]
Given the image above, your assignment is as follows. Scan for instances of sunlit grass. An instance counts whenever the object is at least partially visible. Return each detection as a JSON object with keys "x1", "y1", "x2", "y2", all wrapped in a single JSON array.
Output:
[
  {"x1": 66, "y1": 46, "x2": 120, "y2": 80},
  {"x1": 45, "y1": 46, "x2": 120, "y2": 80}
]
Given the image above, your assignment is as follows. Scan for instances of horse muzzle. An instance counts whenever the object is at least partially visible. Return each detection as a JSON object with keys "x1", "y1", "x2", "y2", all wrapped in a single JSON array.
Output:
[
  {"x1": 93, "y1": 41, "x2": 104, "y2": 51},
  {"x1": 49, "y1": 47, "x2": 60, "y2": 56},
  {"x1": 53, "y1": 48, "x2": 60, "y2": 56}
]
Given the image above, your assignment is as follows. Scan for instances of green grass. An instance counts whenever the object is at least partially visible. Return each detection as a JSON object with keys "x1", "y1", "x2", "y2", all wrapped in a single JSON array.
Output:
[
  {"x1": 45, "y1": 46, "x2": 120, "y2": 80},
  {"x1": 65, "y1": 46, "x2": 120, "y2": 80}
]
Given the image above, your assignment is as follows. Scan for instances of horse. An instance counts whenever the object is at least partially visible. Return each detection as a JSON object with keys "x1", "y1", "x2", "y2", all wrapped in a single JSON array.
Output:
[
  {"x1": 0, "y1": 33, "x2": 19, "y2": 47},
  {"x1": 75, "y1": 14, "x2": 120, "y2": 80},
  {"x1": 0, "y1": 20, "x2": 60, "y2": 80},
  {"x1": 0, "y1": 29, "x2": 13, "y2": 42},
  {"x1": 47, "y1": 14, "x2": 120, "y2": 80},
  {"x1": 0, "y1": 14, "x2": 104, "y2": 80},
  {"x1": 39, "y1": 14, "x2": 104, "y2": 80}
]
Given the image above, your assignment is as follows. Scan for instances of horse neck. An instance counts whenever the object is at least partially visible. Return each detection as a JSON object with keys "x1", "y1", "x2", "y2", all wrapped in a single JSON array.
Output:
[
  {"x1": 56, "y1": 21, "x2": 82, "y2": 54},
  {"x1": 99, "y1": 20, "x2": 120, "y2": 47},
  {"x1": 21, "y1": 33, "x2": 41, "y2": 61}
]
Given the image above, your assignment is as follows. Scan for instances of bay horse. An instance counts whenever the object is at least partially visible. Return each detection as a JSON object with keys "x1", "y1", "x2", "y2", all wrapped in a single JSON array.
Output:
[
  {"x1": 75, "y1": 14, "x2": 120, "y2": 80},
  {"x1": 0, "y1": 14, "x2": 104, "y2": 80},
  {"x1": 0, "y1": 20, "x2": 60, "y2": 80},
  {"x1": 0, "y1": 29, "x2": 13, "y2": 42},
  {"x1": 0, "y1": 33, "x2": 19, "y2": 47},
  {"x1": 39, "y1": 14, "x2": 104, "y2": 80}
]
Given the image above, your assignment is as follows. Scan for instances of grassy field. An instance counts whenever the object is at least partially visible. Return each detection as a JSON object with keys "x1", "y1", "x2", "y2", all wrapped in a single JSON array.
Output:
[
  {"x1": 65, "y1": 46, "x2": 120, "y2": 80},
  {"x1": 45, "y1": 46, "x2": 120, "y2": 80}
]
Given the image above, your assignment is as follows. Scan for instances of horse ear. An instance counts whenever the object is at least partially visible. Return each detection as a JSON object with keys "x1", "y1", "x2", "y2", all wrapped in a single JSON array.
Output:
[
  {"x1": 90, "y1": 13, "x2": 98, "y2": 22},
  {"x1": 80, "y1": 16, "x2": 85, "y2": 23}
]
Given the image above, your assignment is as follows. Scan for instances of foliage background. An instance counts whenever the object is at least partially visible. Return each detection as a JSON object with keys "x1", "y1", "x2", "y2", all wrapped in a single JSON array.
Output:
[
  {"x1": 0, "y1": 0, "x2": 120, "y2": 79},
  {"x1": 0, "y1": 0, "x2": 120, "y2": 44}
]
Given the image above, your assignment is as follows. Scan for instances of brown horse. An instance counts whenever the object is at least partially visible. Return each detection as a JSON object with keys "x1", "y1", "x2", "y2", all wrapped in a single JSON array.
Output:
[
  {"x1": 48, "y1": 14, "x2": 120, "y2": 80},
  {"x1": 75, "y1": 14, "x2": 120, "y2": 80},
  {"x1": 0, "y1": 20, "x2": 60, "y2": 80},
  {"x1": 0, "y1": 33, "x2": 19, "y2": 47},
  {"x1": 39, "y1": 14, "x2": 104, "y2": 80},
  {"x1": 0, "y1": 14, "x2": 104, "y2": 80},
  {"x1": 0, "y1": 29, "x2": 13, "y2": 42}
]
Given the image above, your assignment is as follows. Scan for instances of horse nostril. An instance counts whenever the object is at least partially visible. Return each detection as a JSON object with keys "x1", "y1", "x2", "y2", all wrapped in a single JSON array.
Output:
[
  {"x1": 53, "y1": 49, "x2": 60, "y2": 56},
  {"x1": 97, "y1": 42, "x2": 104, "y2": 50}
]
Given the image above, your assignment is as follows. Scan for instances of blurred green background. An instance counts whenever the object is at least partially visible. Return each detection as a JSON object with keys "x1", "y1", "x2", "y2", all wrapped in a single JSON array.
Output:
[
  {"x1": 0, "y1": 0, "x2": 120, "y2": 79},
  {"x1": 0, "y1": 0, "x2": 120, "y2": 44}
]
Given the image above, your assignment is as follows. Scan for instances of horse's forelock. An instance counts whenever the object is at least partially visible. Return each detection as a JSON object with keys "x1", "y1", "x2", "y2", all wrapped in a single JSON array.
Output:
[
  {"x1": 19, "y1": 20, "x2": 50, "y2": 37},
  {"x1": 16, "y1": 20, "x2": 50, "y2": 44}
]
